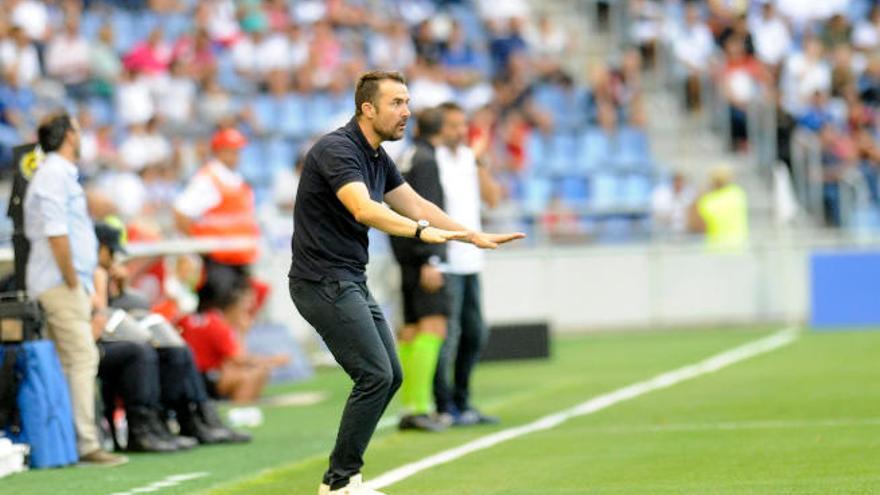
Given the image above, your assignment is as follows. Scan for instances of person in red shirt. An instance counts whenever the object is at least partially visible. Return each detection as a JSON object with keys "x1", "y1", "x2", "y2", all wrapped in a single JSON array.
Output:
[{"x1": 178, "y1": 289, "x2": 287, "y2": 403}]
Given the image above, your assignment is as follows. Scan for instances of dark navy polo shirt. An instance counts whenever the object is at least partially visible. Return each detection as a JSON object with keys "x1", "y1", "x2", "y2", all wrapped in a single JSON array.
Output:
[{"x1": 289, "y1": 117, "x2": 405, "y2": 282}]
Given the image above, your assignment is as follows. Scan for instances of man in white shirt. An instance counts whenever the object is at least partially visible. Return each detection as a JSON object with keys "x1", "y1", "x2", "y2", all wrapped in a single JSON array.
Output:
[
  {"x1": 0, "y1": 26, "x2": 41, "y2": 87},
  {"x1": 433, "y1": 102, "x2": 504, "y2": 426},
  {"x1": 750, "y1": 1, "x2": 792, "y2": 70},
  {"x1": 673, "y1": 3, "x2": 715, "y2": 111},
  {"x1": 651, "y1": 171, "x2": 696, "y2": 238},
  {"x1": 45, "y1": 16, "x2": 92, "y2": 99},
  {"x1": 25, "y1": 113, "x2": 127, "y2": 466}
]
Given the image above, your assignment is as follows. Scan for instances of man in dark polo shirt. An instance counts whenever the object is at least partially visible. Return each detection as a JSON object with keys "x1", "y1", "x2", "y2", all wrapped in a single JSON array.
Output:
[{"x1": 289, "y1": 71, "x2": 524, "y2": 495}]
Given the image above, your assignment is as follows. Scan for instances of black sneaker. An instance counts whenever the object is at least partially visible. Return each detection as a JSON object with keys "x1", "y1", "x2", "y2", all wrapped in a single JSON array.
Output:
[
  {"x1": 454, "y1": 409, "x2": 499, "y2": 426},
  {"x1": 398, "y1": 414, "x2": 448, "y2": 432}
]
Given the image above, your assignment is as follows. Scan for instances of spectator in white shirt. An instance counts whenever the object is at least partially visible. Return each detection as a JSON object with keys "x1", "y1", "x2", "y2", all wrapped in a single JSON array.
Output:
[
  {"x1": 0, "y1": 26, "x2": 41, "y2": 87},
  {"x1": 155, "y1": 59, "x2": 197, "y2": 128},
  {"x1": 368, "y1": 21, "x2": 417, "y2": 71},
  {"x1": 10, "y1": 0, "x2": 49, "y2": 43},
  {"x1": 781, "y1": 36, "x2": 831, "y2": 117},
  {"x1": 674, "y1": 3, "x2": 715, "y2": 112},
  {"x1": 524, "y1": 14, "x2": 568, "y2": 75},
  {"x1": 285, "y1": 23, "x2": 310, "y2": 72},
  {"x1": 652, "y1": 171, "x2": 696, "y2": 237},
  {"x1": 853, "y1": 5, "x2": 880, "y2": 52},
  {"x1": 115, "y1": 69, "x2": 155, "y2": 126},
  {"x1": 750, "y1": 1, "x2": 792, "y2": 71},
  {"x1": 408, "y1": 59, "x2": 456, "y2": 111},
  {"x1": 46, "y1": 16, "x2": 93, "y2": 100},
  {"x1": 231, "y1": 27, "x2": 289, "y2": 83}
]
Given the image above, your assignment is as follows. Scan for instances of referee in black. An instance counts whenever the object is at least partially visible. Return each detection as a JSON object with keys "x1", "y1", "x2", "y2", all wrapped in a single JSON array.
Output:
[{"x1": 289, "y1": 70, "x2": 524, "y2": 495}]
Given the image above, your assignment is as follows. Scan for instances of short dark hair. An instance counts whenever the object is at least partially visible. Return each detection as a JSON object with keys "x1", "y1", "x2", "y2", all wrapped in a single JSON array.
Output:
[
  {"x1": 37, "y1": 112, "x2": 75, "y2": 153},
  {"x1": 437, "y1": 101, "x2": 464, "y2": 115},
  {"x1": 415, "y1": 107, "x2": 443, "y2": 139},
  {"x1": 355, "y1": 70, "x2": 407, "y2": 116}
]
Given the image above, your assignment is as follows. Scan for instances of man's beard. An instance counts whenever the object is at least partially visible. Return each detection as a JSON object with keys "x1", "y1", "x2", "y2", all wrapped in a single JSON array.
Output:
[{"x1": 374, "y1": 120, "x2": 406, "y2": 142}]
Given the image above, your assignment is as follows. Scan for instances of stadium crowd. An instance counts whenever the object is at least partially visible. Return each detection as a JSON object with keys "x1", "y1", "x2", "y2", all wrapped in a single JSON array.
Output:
[{"x1": 662, "y1": 0, "x2": 880, "y2": 227}]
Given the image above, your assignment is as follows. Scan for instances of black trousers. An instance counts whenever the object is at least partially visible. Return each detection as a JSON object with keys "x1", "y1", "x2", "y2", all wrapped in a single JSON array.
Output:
[
  {"x1": 98, "y1": 341, "x2": 160, "y2": 412},
  {"x1": 433, "y1": 273, "x2": 489, "y2": 414},
  {"x1": 99, "y1": 342, "x2": 208, "y2": 414},
  {"x1": 156, "y1": 346, "x2": 210, "y2": 408},
  {"x1": 289, "y1": 277, "x2": 402, "y2": 490}
]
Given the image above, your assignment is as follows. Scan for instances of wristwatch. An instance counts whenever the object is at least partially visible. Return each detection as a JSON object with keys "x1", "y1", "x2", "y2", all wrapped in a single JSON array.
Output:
[{"x1": 415, "y1": 219, "x2": 429, "y2": 240}]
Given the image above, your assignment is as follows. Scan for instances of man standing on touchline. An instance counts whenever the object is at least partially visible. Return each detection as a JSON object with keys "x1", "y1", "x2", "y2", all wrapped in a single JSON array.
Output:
[{"x1": 288, "y1": 70, "x2": 524, "y2": 495}]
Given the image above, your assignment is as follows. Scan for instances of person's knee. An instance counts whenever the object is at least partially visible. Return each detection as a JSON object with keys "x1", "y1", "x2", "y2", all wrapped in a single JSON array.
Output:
[{"x1": 359, "y1": 367, "x2": 395, "y2": 394}]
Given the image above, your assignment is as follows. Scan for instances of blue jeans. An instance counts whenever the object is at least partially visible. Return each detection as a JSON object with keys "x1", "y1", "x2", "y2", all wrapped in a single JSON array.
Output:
[{"x1": 433, "y1": 273, "x2": 489, "y2": 414}]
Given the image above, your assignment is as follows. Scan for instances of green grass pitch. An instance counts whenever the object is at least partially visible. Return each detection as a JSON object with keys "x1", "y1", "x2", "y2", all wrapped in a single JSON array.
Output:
[{"x1": 7, "y1": 327, "x2": 879, "y2": 494}]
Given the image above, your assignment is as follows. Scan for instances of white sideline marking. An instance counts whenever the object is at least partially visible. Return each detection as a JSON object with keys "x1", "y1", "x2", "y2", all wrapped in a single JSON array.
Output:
[
  {"x1": 109, "y1": 472, "x2": 209, "y2": 495},
  {"x1": 367, "y1": 328, "x2": 798, "y2": 490},
  {"x1": 582, "y1": 417, "x2": 880, "y2": 434}
]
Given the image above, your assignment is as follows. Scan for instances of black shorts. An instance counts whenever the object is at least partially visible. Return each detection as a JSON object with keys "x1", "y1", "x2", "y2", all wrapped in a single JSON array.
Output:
[{"x1": 400, "y1": 264, "x2": 450, "y2": 324}]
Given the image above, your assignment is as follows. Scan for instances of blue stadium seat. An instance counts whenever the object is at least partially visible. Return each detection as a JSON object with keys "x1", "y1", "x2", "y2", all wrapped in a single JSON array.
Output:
[
  {"x1": 161, "y1": 13, "x2": 194, "y2": 40},
  {"x1": 590, "y1": 173, "x2": 620, "y2": 208},
  {"x1": 110, "y1": 10, "x2": 138, "y2": 53},
  {"x1": 264, "y1": 137, "x2": 298, "y2": 177},
  {"x1": 622, "y1": 174, "x2": 653, "y2": 207},
  {"x1": 523, "y1": 176, "x2": 554, "y2": 214},
  {"x1": 279, "y1": 93, "x2": 309, "y2": 138},
  {"x1": 80, "y1": 10, "x2": 104, "y2": 40},
  {"x1": 613, "y1": 127, "x2": 652, "y2": 168},
  {"x1": 548, "y1": 133, "x2": 578, "y2": 176},
  {"x1": 559, "y1": 176, "x2": 589, "y2": 205},
  {"x1": 87, "y1": 98, "x2": 114, "y2": 126},
  {"x1": 237, "y1": 141, "x2": 266, "y2": 189},
  {"x1": 578, "y1": 128, "x2": 612, "y2": 172},
  {"x1": 524, "y1": 132, "x2": 549, "y2": 176}
]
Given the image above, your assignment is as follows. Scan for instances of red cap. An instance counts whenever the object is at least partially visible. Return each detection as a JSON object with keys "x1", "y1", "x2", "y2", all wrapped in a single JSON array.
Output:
[{"x1": 211, "y1": 128, "x2": 248, "y2": 151}]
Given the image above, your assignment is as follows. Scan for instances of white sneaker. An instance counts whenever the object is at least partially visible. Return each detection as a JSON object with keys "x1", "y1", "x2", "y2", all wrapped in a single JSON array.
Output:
[{"x1": 327, "y1": 474, "x2": 387, "y2": 495}]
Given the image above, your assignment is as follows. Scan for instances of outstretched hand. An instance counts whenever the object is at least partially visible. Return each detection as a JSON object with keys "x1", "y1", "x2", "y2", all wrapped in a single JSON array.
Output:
[
  {"x1": 420, "y1": 227, "x2": 470, "y2": 244},
  {"x1": 468, "y1": 231, "x2": 527, "y2": 249}
]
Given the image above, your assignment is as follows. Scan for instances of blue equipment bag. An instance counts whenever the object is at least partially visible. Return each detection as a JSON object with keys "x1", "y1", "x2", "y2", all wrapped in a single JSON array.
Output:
[{"x1": 1, "y1": 341, "x2": 79, "y2": 468}]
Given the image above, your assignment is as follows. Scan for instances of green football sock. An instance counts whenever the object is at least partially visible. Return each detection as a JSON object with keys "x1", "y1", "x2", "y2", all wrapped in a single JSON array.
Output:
[
  {"x1": 397, "y1": 340, "x2": 414, "y2": 412},
  {"x1": 410, "y1": 332, "x2": 444, "y2": 415}
]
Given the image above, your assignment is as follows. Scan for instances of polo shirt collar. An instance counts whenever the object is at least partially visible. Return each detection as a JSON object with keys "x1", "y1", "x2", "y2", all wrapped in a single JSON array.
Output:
[{"x1": 345, "y1": 117, "x2": 380, "y2": 159}]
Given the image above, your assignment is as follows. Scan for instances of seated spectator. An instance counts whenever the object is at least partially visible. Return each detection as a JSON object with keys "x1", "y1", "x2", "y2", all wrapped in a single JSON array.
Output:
[
  {"x1": 674, "y1": 3, "x2": 715, "y2": 112},
  {"x1": 0, "y1": 25, "x2": 41, "y2": 87},
  {"x1": 720, "y1": 35, "x2": 767, "y2": 150},
  {"x1": 781, "y1": 36, "x2": 831, "y2": 117},
  {"x1": 155, "y1": 59, "x2": 198, "y2": 128},
  {"x1": 524, "y1": 14, "x2": 569, "y2": 75},
  {"x1": 368, "y1": 21, "x2": 417, "y2": 71},
  {"x1": 89, "y1": 24, "x2": 123, "y2": 99},
  {"x1": 92, "y1": 223, "x2": 250, "y2": 447},
  {"x1": 488, "y1": 18, "x2": 527, "y2": 75},
  {"x1": 628, "y1": 0, "x2": 662, "y2": 68},
  {"x1": 822, "y1": 14, "x2": 852, "y2": 51},
  {"x1": 179, "y1": 290, "x2": 289, "y2": 404},
  {"x1": 798, "y1": 91, "x2": 834, "y2": 133},
  {"x1": 853, "y1": 5, "x2": 880, "y2": 52},
  {"x1": 440, "y1": 21, "x2": 483, "y2": 88},
  {"x1": 652, "y1": 171, "x2": 696, "y2": 238},
  {"x1": 115, "y1": 68, "x2": 155, "y2": 126},
  {"x1": 817, "y1": 122, "x2": 859, "y2": 226},
  {"x1": 45, "y1": 15, "x2": 92, "y2": 100},
  {"x1": 750, "y1": 1, "x2": 792, "y2": 74},
  {"x1": 124, "y1": 28, "x2": 172, "y2": 78}
]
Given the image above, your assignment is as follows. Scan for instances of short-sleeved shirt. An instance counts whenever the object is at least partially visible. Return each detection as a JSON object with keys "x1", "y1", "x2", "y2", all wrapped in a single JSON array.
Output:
[
  {"x1": 289, "y1": 117, "x2": 404, "y2": 282},
  {"x1": 178, "y1": 310, "x2": 240, "y2": 372},
  {"x1": 24, "y1": 152, "x2": 98, "y2": 297}
]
